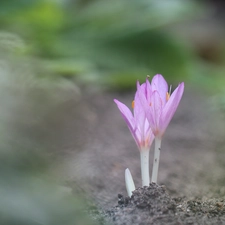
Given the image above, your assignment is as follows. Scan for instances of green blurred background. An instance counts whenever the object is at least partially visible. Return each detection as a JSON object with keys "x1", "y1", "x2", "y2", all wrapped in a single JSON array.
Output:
[
  {"x1": 1, "y1": 0, "x2": 225, "y2": 224},
  {"x1": 1, "y1": 0, "x2": 225, "y2": 90},
  {"x1": 2, "y1": 0, "x2": 225, "y2": 90}
]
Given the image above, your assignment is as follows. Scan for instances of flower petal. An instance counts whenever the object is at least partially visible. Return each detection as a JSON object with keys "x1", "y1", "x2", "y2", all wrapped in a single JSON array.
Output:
[
  {"x1": 151, "y1": 74, "x2": 168, "y2": 106},
  {"x1": 133, "y1": 90, "x2": 146, "y2": 142},
  {"x1": 136, "y1": 82, "x2": 148, "y2": 108},
  {"x1": 135, "y1": 83, "x2": 155, "y2": 148},
  {"x1": 159, "y1": 82, "x2": 184, "y2": 135},
  {"x1": 114, "y1": 99, "x2": 140, "y2": 148},
  {"x1": 114, "y1": 99, "x2": 135, "y2": 131},
  {"x1": 136, "y1": 85, "x2": 153, "y2": 130},
  {"x1": 134, "y1": 90, "x2": 145, "y2": 124},
  {"x1": 150, "y1": 90, "x2": 163, "y2": 135},
  {"x1": 144, "y1": 119, "x2": 155, "y2": 147},
  {"x1": 136, "y1": 80, "x2": 141, "y2": 90},
  {"x1": 145, "y1": 78, "x2": 152, "y2": 103}
]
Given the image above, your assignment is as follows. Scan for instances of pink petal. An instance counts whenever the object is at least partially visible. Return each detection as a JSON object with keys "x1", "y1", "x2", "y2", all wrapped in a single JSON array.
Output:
[
  {"x1": 114, "y1": 99, "x2": 135, "y2": 131},
  {"x1": 133, "y1": 90, "x2": 146, "y2": 142},
  {"x1": 145, "y1": 78, "x2": 152, "y2": 103},
  {"x1": 136, "y1": 82, "x2": 148, "y2": 108},
  {"x1": 134, "y1": 90, "x2": 145, "y2": 128},
  {"x1": 137, "y1": 79, "x2": 151, "y2": 101},
  {"x1": 151, "y1": 74, "x2": 168, "y2": 106},
  {"x1": 136, "y1": 80, "x2": 141, "y2": 90},
  {"x1": 140, "y1": 83, "x2": 147, "y2": 96},
  {"x1": 135, "y1": 85, "x2": 155, "y2": 139},
  {"x1": 137, "y1": 83, "x2": 152, "y2": 117},
  {"x1": 144, "y1": 119, "x2": 155, "y2": 147},
  {"x1": 136, "y1": 85, "x2": 153, "y2": 128},
  {"x1": 150, "y1": 90, "x2": 163, "y2": 135},
  {"x1": 159, "y1": 82, "x2": 184, "y2": 135},
  {"x1": 114, "y1": 99, "x2": 140, "y2": 148}
]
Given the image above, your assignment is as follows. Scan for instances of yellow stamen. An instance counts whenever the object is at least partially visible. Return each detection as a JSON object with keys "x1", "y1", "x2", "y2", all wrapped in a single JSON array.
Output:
[
  {"x1": 166, "y1": 92, "x2": 170, "y2": 101},
  {"x1": 132, "y1": 100, "x2": 135, "y2": 109}
]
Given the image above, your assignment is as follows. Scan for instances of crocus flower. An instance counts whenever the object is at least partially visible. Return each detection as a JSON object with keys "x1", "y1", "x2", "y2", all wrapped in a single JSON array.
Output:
[
  {"x1": 137, "y1": 74, "x2": 184, "y2": 138},
  {"x1": 137, "y1": 74, "x2": 184, "y2": 183},
  {"x1": 114, "y1": 83, "x2": 155, "y2": 187}
]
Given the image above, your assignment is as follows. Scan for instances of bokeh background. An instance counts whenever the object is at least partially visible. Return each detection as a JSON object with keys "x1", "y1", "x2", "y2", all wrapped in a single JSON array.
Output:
[{"x1": 1, "y1": 0, "x2": 225, "y2": 224}]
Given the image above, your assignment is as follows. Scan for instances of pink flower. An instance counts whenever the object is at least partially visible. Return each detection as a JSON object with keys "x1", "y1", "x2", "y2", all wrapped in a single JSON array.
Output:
[
  {"x1": 137, "y1": 74, "x2": 184, "y2": 138},
  {"x1": 114, "y1": 84, "x2": 155, "y2": 151}
]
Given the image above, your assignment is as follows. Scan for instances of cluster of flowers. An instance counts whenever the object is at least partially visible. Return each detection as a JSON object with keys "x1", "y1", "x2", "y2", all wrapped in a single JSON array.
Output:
[{"x1": 114, "y1": 74, "x2": 184, "y2": 197}]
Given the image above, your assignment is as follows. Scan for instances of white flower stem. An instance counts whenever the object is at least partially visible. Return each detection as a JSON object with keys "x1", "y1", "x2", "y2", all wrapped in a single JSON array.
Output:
[
  {"x1": 151, "y1": 137, "x2": 162, "y2": 183},
  {"x1": 140, "y1": 149, "x2": 150, "y2": 186},
  {"x1": 125, "y1": 168, "x2": 135, "y2": 197}
]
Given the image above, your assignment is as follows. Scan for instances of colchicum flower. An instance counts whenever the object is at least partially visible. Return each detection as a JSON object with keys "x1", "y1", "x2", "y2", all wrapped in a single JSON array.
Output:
[
  {"x1": 137, "y1": 74, "x2": 184, "y2": 183},
  {"x1": 114, "y1": 83, "x2": 155, "y2": 190}
]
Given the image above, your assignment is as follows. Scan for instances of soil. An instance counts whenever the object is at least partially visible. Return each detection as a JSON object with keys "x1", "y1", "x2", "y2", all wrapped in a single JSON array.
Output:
[
  {"x1": 103, "y1": 183, "x2": 225, "y2": 225},
  {"x1": 49, "y1": 85, "x2": 225, "y2": 224}
]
